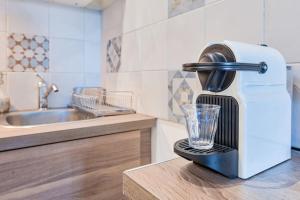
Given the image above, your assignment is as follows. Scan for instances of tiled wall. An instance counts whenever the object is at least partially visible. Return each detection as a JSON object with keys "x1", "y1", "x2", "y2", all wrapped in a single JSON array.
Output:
[
  {"x1": 0, "y1": 0, "x2": 101, "y2": 110},
  {"x1": 103, "y1": 0, "x2": 298, "y2": 162},
  {"x1": 169, "y1": 0, "x2": 207, "y2": 17}
]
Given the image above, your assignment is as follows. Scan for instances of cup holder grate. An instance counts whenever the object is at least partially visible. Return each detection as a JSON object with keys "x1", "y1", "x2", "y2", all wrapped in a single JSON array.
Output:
[
  {"x1": 174, "y1": 139, "x2": 238, "y2": 178},
  {"x1": 176, "y1": 139, "x2": 233, "y2": 155}
]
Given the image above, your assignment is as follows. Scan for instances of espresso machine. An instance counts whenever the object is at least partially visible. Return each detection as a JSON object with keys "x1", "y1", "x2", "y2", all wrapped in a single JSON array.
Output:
[{"x1": 174, "y1": 41, "x2": 291, "y2": 179}]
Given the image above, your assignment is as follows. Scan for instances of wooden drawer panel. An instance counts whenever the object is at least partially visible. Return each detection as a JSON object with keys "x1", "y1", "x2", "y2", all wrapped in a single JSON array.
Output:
[{"x1": 0, "y1": 130, "x2": 150, "y2": 200}]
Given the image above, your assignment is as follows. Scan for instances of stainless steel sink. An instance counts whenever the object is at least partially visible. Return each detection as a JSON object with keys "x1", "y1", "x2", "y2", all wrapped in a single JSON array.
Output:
[{"x1": 4, "y1": 109, "x2": 96, "y2": 126}]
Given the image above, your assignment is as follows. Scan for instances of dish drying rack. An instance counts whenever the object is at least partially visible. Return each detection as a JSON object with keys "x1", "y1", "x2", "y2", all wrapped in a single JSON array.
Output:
[{"x1": 71, "y1": 87, "x2": 135, "y2": 117}]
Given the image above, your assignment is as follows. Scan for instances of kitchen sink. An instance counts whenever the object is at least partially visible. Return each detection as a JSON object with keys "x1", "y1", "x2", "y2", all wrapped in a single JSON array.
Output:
[{"x1": 4, "y1": 108, "x2": 96, "y2": 126}]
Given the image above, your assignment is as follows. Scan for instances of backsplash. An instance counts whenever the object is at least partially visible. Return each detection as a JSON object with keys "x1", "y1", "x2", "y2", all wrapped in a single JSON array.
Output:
[{"x1": 0, "y1": 0, "x2": 102, "y2": 110}]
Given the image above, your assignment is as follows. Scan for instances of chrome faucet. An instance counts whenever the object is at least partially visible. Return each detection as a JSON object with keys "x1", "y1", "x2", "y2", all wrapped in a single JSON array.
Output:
[{"x1": 36, "y1": 73, "x2": 59, "y2": 110}]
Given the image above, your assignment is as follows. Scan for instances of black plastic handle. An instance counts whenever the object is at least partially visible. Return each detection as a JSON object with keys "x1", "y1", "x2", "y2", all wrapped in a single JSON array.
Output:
[{"x1": 183, "y1": 62, "x2": 268, "y2": 74}]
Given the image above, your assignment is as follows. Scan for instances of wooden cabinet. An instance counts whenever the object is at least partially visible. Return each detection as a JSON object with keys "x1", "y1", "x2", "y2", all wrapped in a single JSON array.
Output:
[{"x1": 0, "y1": 129, "x2": 151, "y2": 200}]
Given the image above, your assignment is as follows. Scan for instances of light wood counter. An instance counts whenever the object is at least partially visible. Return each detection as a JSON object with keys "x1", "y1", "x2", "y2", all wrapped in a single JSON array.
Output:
[
  {"x1": 124, "y1": 150, "x2": 300, "y2": 200},
  {"x1": 0, "y1": 113, "x2": 156, "y2": 151}
]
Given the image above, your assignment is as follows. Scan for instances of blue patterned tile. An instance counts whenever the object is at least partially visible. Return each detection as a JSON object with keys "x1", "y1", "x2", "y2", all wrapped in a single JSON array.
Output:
[
  {"x1": 106, "y1": 36, "x2": 122, "y2": 73},
  {"x1": 185, "y1": 71, "x2": 196, "y2": 78},
  {"x1": 168, "y1": 70, "x2": 200, "y2": 124},
  {"x1": 174, "y1": 79, "x2": 194, "y2": 106},
  {"x1": 7, "y1": 33, "x2": 49, "y2": 72},
  {"x1": 174, "y1": 70, "x2": 184, "y2": 78}
]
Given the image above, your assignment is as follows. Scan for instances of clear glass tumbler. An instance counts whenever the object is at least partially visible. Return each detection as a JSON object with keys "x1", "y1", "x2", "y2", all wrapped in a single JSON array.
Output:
[{"x1": 181, "y1": 104, "x2": 221, "y2": 150}]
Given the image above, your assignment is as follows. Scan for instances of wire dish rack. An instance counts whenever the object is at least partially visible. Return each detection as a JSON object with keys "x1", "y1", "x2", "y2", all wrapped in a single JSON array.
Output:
[{"x1": 71, "y1": 87, "x2": 135, "y2": 117}]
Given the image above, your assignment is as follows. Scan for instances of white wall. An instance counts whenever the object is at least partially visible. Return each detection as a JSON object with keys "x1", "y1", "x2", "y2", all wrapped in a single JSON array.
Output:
[
  {"x1": 0, "y1": 0, "x2": 102, "y2": 110},
  {"x1": 102, "y1": 0, "x2": 298, "y2": 162}
]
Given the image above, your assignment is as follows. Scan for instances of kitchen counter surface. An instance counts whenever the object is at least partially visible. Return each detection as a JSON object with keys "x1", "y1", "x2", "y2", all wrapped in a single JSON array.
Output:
[
  {"x1": 0, "y1": 113, "x2": 156, "y2": 152},
  {"x1": 123, "y1": 150, "x2": 300, "y2": 200}
]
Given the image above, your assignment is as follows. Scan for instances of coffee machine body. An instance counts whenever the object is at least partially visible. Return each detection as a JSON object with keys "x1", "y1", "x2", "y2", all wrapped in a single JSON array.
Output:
[{"x1": 175, "y1": 41, "x2": 291, "y2": 179}]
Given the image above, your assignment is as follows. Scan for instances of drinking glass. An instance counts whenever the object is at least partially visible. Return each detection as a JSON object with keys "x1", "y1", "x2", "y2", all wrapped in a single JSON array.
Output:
[{"x1": 181, "y1": 104, "x2": 221, "y2": 150}]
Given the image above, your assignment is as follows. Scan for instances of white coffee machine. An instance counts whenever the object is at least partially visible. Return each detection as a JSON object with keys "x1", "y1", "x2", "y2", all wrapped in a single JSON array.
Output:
[{"x1": 174, "y1": 41, "x2": 291, "y2": 179}]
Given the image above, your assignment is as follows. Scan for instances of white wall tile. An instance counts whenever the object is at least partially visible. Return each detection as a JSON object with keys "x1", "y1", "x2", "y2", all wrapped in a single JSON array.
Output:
[
  {"x1": 120, "y1": 31, "x2": 140, "y2": 72},
  {"x1": 104, "y1": 71, "x2": 141, "y2": 92},
  {"x1": 166, "y1": 7, "x2": 205, "y2": 70},
  {"x1": 205, "y1": 0, "x2": 264, "y2": 44},
  {"x1": 102, "y1": 26, "x2": 122, "y2": 47},
  {"x1": 84, "y1": 9, "x2": 101, "y2": 42},
  {"x1": 152, "y1": 119, "x2": 188, "y2": 162},
  {"x1": 104, "y1": 73, "x2": 118, "y2": 91},
  {"x1": 84, "y1": 73, "x2": 101, "y2": 87},
  {"x1": 139, "y1": 22, "x2": 167, "y2": 70},
  {"x1": 7, "y1": 72, "x2": 38, "y2": 111},
  {"x1": 265, "y1": 0, "x2": 300, "y2": 63},
  {"x1": 48, "y1": 73, "x2": 84, "y2": 108},
  {"x1": 135, "y1": 0, "x2": 168, "y2": 29},
  {"x1": 0, "y1": 0, "x2": 6, "y2": 32},
  {"x1": 50, "y1": 38, "x2": 84, "y2": 73},
  {"x1": 102, "y1": 0, "x2": 124, "y2": 33},
  {"x1": 122, "y1": 0, "x2": 137, "y2": 33},
  {"x1": 49, "y1": 4, "x2": 84, "y2": 39},
  {"x1": 104, "y1": 72, "x2": 141, "y2": 110},
  {"x1": 84, "y1": 41, "x2": 101, "y2": 73},
  {"x1": 139, "y1": 71, "x2": 168, "y2": 119},
  {"x1": 123, "y1": 0, "x2": 168, "y2": 33},
  {"x1": 0, "y1": 32, "x2": 7, "y2": 71},
  {"x1": 7, "y1": 0, "x2": 49, "y2": 35}
]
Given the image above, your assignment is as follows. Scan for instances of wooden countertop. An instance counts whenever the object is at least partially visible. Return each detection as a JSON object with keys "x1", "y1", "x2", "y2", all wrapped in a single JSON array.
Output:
[
  {"x1": 124, "y1": 150, "x2": 300, "y2": 200},
  {"x1": 0, "y1": 113, "x2": 156, "y2": 152}
]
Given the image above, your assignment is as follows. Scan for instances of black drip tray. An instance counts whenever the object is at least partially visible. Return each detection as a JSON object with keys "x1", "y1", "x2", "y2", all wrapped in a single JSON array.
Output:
[
  {"x1": 175, "y1": 139, "x2": 233, "y2": 155},
  {"x1": 174, "y1": 139, "x2": 238, "y2": 179}
]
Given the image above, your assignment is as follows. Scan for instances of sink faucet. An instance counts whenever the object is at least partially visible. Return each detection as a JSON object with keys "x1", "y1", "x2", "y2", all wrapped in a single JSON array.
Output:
[{"x1": 36, "y1": 73, "x2": 59, "y2": 110}]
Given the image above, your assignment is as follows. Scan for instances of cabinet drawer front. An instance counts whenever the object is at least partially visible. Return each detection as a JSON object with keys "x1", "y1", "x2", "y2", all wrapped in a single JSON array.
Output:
[{"x1": 0, "y1": 130, "x2": 146, "y2": 200}]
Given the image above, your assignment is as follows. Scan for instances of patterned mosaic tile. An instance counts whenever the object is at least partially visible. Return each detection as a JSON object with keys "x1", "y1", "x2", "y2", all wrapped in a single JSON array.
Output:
[
  {"x1": 168, "y1": 0, "x2": 206, "y2": 17},
  {"x1": 7, "y1": 33, "x2": 49, "y2": 72},
  {"x1": 168, "y1": 70, "x2": 201, "y2": 124},
  {"x1": 106, "y1": 36, "x2": 122, "y2": 73}
]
